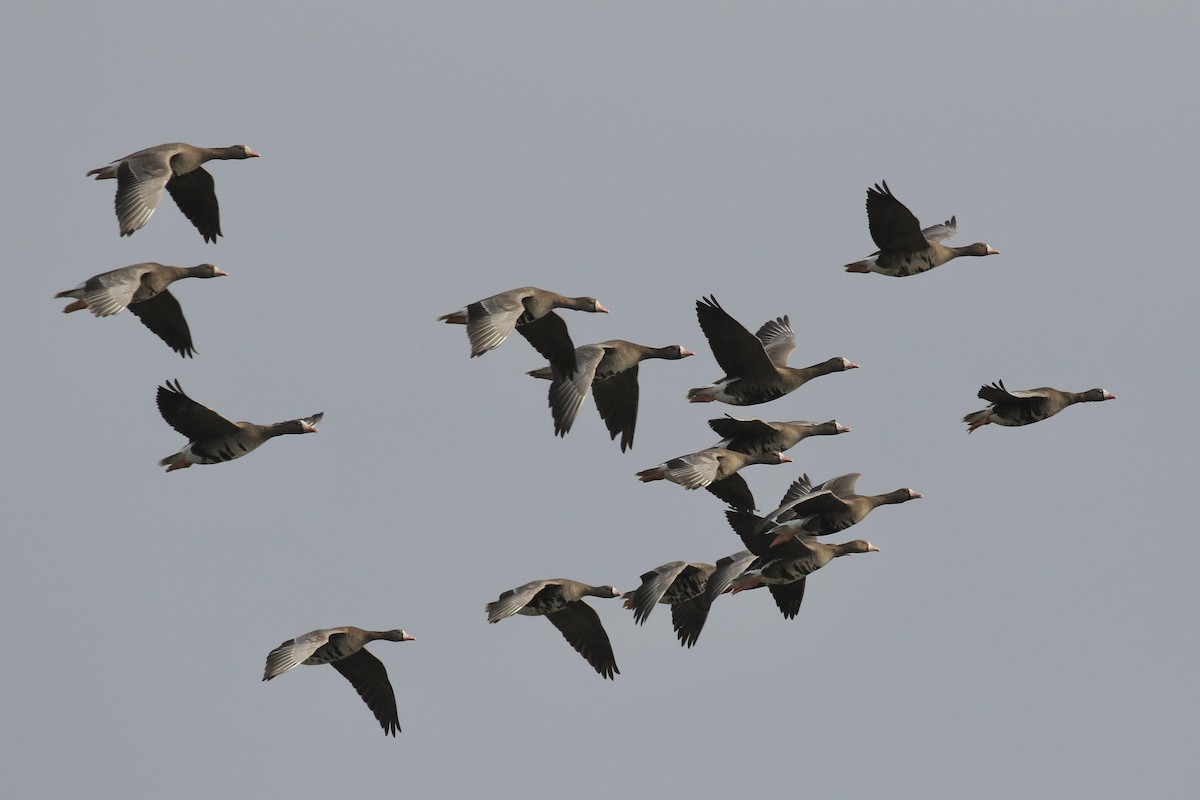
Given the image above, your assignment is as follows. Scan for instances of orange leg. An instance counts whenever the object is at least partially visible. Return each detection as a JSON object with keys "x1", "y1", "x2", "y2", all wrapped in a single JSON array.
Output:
[
  {"x1": 731, "y1": 575, "x2": 762, "y2": 594},
  {"x1": 770, "y1": 530, "x2": 796, "y2": 547},
  {"x1": 967, "y1": 411, "x2": 992, "y2": 433}
]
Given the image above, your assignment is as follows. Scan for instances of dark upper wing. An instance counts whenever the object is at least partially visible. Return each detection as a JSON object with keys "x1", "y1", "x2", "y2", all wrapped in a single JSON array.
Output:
[
  {"x1": 768, "y1": 579, "x2": 807, "y2": 620},
  {"x1": 546, "y1": 602, "x2": 619, "y2": 679},
  {"x1": 708, "y1": 415, "x2": 781, "y2": 454},
  {"x1": 706, "y1": 474, "x2": 755, "y2": 512},
  {"x1": 866, "y1": 181, "x2": 928, "y2": 251},
  {"x1": 728, "y1": 508, "x2": 823, "y2": 559},
  {"x1": 591, "y1": 366, "x2": 639, "y2": 452},
  {"x1": 156, "y1": 380, "x2": 240, "y2": 439},
  {"x1": 517, "y1": 312, "x2": 578, "y2": 377},
  {"x1": 695, "y1": 296, "x2": 776, "y2": 379},
  {"x1": 978, "y1": 380, "x2": 1047, "y2": 406},
  {"x1": 725, "y1": 509, "x2": 774, "y2": 554},
  {"x1": 329, "y1": 649, "x2": 400, "y2": 735},
  {"x1": 671, "y1": 595, "x2": 712, "y2": 648},
  {"x1": 775, "y1": 475, "x2": 816, "y2": 514},
  {"x1": 128, "y1": 291, "x2": 195, "y2": 357},
  {"x1": 708, "y1": 415, "x2": 773, "y2": 441},
  {"x1": 166, "y1": 167, "x2": 222, "y2": 242}
]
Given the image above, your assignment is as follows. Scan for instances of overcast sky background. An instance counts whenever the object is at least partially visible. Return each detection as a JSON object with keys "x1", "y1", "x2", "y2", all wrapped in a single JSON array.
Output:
[{"x1": 2, "y1": 3, "x2": 1197, "y2": 798}]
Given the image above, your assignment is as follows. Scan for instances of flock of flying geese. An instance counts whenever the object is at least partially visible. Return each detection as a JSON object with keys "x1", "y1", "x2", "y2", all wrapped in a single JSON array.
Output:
[{"x1": 60, "y1": 143, "x2": 1116, "y2": 736}]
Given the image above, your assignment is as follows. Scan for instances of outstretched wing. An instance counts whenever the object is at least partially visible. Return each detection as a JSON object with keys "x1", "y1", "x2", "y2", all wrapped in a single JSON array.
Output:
[
  {"x1": 156, "y1": 380, "x2": 240, "y2": 440},
  {"x1": 695, "y1": 296, "x2": 776, "y2": 379},
  {"x1": 630, "y1": 561, "x2": 689, "y2": 625},
  {"x1": 486, "y1": 579, "x2": 553, "y2": 622},
  {"x1": 330, "y1": 649, "x2": 401, "y2": 735},
  {"x1": 546, "y1": 344, "x2": 605, "y2": 437},
  {"x1": 866, "y1": 181, "x2": 927, "y2": 251},
  {"x1": 591, "y1": 366, "x2": 640, "y2": 451},
  {"x1": 262, "y1": 629, "x2": 331, "y2": 680},
  {"x1": 661, "y1": 451, "x2": 724, "y2": 489},
  {"x1": 517, "y1": 312, "x2": 579, "y2": 377},
  {"x1": 80, "y1": 265, "x2": 151, "y2": 316},
  {"x1": 129, "y1": 291, "x2": 196, "y2": 357},
  {"x1": 115, "y1": 155, "x2": 171, "y2": 236},
  {"x1": 753, "y1": 316, "x2": 796, "y2": 367},
  {"x1": 166, "y1": 167, "x2": 221, "y2": 242},
  {"x1": 546, "y1": 602, "x2": 619, "y2": 679},
  {"x1": 768, "y1": 579, "x2": 807, "y2": 619},
  {"x1": 705, "y1": 473, "x2": 755, "y2": 511},
  {"x1": 921, "y1": 216, "x2": 957, "y2": 243},
  {"x1": 463, "y1": 291, "x2": 526, "y2": 356},
  {"x1": 978, "y1": 380, "x2": 1049, "y2": 405}
]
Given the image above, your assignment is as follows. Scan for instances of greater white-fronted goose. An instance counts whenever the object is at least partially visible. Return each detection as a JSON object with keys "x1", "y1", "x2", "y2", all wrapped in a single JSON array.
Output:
[
  {"x1": 527, "y1": 340, "x2": 693, "y2": 450},
  {"x1": 263, "y1": 626, "x2": 415, "y2": 736},
  {"x1": 624, "y1": 560, "x2": 719, "y2": 648},
  {"x1": 760, "y1": 473, "x2": 922, "y2": 547},
  {"x1": 687, "y1": 296, "x2": 858, "y2": 405},
  {"x1": 55, "y1": 262, "x2": 227, "y2": 357},
  {"x1": 438, "y1": 287, "x2": 610, "y2": 377},
  {"x1": 677, "y1": 548, "x2": 758, "y2": 641},
  {"x1": 635, "y1": 448, "x2": 792, "y2": 511},
  {"x1": 708, "y1": 415, "x2": 850, "y2": 456},
  {"x1": 964, "y1": 380, "x2": 1116, "y2": 432},
  {"x1": 724, "y1": 507, "x2": 878, "y2": 618},
  {"x1": 844, "y1": 181, "x2": 999, "y2": 277},
  {"x1": 87, "y1": 143, "x2": 260, "y2": 242},
  {"x1": 485, "y1": 579, "x2": 621, "y2": 679},
  {"x1": 156, "y1": 380, "x2": 322, "y2": 472}
]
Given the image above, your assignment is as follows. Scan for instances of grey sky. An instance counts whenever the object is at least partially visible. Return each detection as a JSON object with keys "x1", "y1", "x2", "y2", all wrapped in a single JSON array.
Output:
[{"x1": 3, "y1": 3, "x2": 1197, "y2": 798}]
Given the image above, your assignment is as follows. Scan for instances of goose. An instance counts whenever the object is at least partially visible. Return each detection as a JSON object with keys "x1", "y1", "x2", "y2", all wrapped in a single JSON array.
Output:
[
  {"x1": 439, "y1": 287, "x2": 609, "y2": 377},
  {"x1": 624, "y1": 561, "x2": 720, "y2": 648},
  {"x1": 263, "y1": 626, "x2": 415, "y2": 736},
  {"x1": 724, "y1": 507, "x2": 878, "y2": 618},
  {"x1": 687, "y1": 296, "x2": 857, "y2": 405},
  {"x1": 527, "y1": 340, "x2": 693, "y2": 450},
  {"x1": 87, "y1": 142, "x2": 259, "y2": 241},
  {"x1": 759, "y1": 473, "x2": 921, "y2": 547},
  {"x1": 964, "y1": 380, "x2": 1115, "y2": 432},
  {"x1": 635, "y1": 448, "x2": 792, "y2": 511},
  {"x1": 845, "y1": 181, "x2": 999, "y2": 276},
  {"x1": 486, "y1": 579, "x2": 621, "y2": 679},
  {"x1": 708, "y1": 415, "x2": 850, "y2": 455},
  {"x1": 55, "y1": 262, "x2": 226, "y2": 357},
  {"x1": 673, "y1": 548, "x2": 759, "y2": 641},
  {"x1": 155, "y1": 380, "x2": 321, "y2": 472}
]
